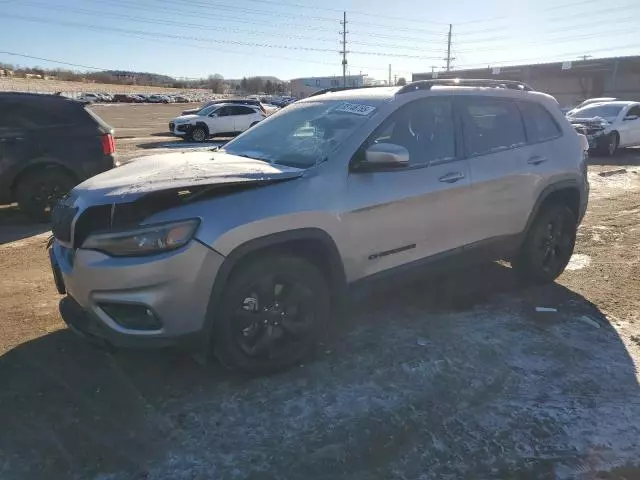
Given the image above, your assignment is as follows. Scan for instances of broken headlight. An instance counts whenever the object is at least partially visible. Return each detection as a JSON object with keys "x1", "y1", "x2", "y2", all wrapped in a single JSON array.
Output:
[{"x1": 82, "y1": 219, "x2": 200, "y2": 257}]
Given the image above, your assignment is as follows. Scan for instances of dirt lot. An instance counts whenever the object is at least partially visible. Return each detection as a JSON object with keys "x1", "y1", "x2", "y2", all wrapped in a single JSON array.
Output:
[{"x1": 1, "y1": 104, "x2": 639, "y2": 479}]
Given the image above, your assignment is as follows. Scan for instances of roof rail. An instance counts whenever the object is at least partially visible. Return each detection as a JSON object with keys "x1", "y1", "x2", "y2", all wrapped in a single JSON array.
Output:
[
  {"x1": 397, "y1": 78, "x2": 534, "y2": 94},
  {"x1": 308, "y1": 85, "x2": 388, "y2": 98}
]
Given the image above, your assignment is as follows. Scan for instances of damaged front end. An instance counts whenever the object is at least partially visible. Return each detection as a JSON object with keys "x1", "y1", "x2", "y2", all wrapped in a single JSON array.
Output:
[
  {"x1": 569, "y1": 116, "x2": 611, "y2": 151},
  {"x1": 51, "y1": 179, "x2": 293, "y2": 251}
]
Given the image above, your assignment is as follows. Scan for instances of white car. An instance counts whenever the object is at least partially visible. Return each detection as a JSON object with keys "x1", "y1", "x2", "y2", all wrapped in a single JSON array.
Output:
[
  {"x1": 169, "y1": 103, "x2": 266, "y2": 142},
  {"x1": 566, "y1": 97, "x2": 617, "y2": 116},
  {"x1": 567, "y1": 101, "x2": 640, "y2": 155}
]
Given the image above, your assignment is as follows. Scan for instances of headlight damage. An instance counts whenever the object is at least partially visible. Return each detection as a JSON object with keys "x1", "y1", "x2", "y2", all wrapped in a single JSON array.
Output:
[{"x1": 82, "y1": 219, "x2": 200, "y2": 257}]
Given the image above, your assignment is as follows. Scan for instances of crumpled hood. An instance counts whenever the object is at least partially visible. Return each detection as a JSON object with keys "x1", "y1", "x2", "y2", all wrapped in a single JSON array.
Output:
[{"x1": 71, "y1": 151, "x2": 304, "y2": 203}]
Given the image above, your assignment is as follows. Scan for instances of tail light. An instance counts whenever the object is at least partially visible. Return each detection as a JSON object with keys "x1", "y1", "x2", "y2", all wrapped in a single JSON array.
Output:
[{"x1": 100, "y1": 133, "x2": 116, "y2": 155}]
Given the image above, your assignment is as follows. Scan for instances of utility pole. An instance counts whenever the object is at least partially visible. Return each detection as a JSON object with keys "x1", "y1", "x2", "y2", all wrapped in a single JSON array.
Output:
[
  {"x1": 446, "y1": 24, "x2": 453, "y2": 72},
  {"x1": 388, "y1": 64, "x2": 391, "y2": 86},
  {"x1": 340, "y1": 12, "x2": 348, "y2": 87}
]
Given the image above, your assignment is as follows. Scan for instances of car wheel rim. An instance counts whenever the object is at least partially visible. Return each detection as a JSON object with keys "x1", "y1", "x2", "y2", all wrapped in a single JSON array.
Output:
[
  {"x1": 193, "y1": 129, "x2": 205, "y2": 141},
  {"x1": 33, "y1": 181, "x2": 63, "y2": 212},
  {"x1": 535, "y1": 214, "x2": 571, "y2": 274},
  {"x1": 232, "y1": 274, "x2": 315, "y2": 359}
]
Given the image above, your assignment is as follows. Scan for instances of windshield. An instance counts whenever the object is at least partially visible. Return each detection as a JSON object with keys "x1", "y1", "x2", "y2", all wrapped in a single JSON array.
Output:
[
  {"x1": 221, "y1": 100, "x2": 377, "y2": 168},
  {"x1": 569, "y1": 104, "x2": 624, "y2": 118},
  {"x1": 197, "y1": 105, "x2": 219, "y2": 116}
]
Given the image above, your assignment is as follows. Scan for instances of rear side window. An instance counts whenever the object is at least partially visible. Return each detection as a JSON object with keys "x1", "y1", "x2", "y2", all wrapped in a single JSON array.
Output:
[
  {"x1": 0, "y1": 99, "x2": 91, "y2": 129},
  {"x1": 519, "y1": 101, "x2": 562, "y2": 143},
  {"x1": 459, "y1": 97, "x2": 526, "y2": 156},
  {"x1": 232, "y1": 106, "x2": 256, "y2": 115}
]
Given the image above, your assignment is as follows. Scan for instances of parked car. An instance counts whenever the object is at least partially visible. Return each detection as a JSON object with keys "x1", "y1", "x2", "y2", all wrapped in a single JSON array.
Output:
[
  {"x1": 147, "y1": 94, "x2": 170, "y2": 104},
  {"x1": 113, "y1": 94, "x2": 138, "y2": 103},
  {"x1": 566, "y1": 97, "x2": 617, "y2": 116},
  {"x1": 0, "y1": 92, "x2": 116, "y2": 220},
  {"x1": 49, "y1": 80, "x2": 588, "y2": 373},
  {"x1": 567, "y1": 101, "x2": 640, "y2": 155},
  {"x1": 182, "y1": 98, "x2": 267, "y2": 115},
  {"x1": 78, "y1": 93, "x2": 100, "y2": 103},
  {"x1": 169, "y1": 103, "x2": 265, "y2": 141}
]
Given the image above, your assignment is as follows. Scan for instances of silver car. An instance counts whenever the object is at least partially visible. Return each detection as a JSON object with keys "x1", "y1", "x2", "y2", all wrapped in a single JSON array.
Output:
[{"x1": 49, "y1": 80, "x2": 589, "y2": 373}]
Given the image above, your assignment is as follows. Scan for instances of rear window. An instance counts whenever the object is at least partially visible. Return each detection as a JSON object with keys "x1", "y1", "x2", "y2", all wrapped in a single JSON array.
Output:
[
  {"x1": 519, "y1": 102, "x2": 562, "y2": 143},
  {"x1": 459, "y1": 97, "x2": 526, "y2": 156},
  {"x1": 0, "y1": 97, "x2": 109, "y2": 131}
]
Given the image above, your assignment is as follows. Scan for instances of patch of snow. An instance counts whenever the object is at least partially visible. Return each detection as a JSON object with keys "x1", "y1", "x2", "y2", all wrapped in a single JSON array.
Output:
[{"x1": 566, "y1": 254, "x2": 592, "y2": 271}]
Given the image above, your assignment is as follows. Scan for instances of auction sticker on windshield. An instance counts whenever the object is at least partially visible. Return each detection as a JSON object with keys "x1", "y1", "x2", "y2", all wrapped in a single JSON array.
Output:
[{"x1": 334, "y1": 102, "x2": 376, "y2": 116}]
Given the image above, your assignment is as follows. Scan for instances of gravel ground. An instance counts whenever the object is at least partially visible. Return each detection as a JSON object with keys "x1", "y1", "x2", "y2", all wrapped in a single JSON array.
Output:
[{"x1": 0, "y1": 104, "x2": 639, "y2": 479}]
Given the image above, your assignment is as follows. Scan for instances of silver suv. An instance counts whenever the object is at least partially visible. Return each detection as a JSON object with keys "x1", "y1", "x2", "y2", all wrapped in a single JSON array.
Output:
[{"x1": 49, "y1": 80, "x2": 589, "y2": 373}]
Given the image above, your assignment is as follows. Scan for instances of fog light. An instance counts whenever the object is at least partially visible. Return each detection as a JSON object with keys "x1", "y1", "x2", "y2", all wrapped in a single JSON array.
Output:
[{"x1": 99, "y1": 303, "x2": 162, "y2": 330}]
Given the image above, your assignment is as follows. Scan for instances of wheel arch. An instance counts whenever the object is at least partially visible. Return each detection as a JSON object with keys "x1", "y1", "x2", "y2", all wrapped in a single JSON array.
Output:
[
  {"x1": 202, "y1": 228, "x2": 347, "y2": 341},
  {"x1": 10, "y1": 159, "x2": 77, "y2": 200},
  {"x1": 522, "y1": 180, "x2": 582, "y2": 243}
]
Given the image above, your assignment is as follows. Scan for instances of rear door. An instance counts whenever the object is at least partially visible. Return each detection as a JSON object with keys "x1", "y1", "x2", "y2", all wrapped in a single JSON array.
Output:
[
  {"x1": 458, "y1": 95, "x2": 535, "y2": 242},
  {"x1": 229, "y1": 105, "x2": 258, "y2": 132},
  {"x1": 345, "y1": 97, "x2": 474, "y2": 279}
]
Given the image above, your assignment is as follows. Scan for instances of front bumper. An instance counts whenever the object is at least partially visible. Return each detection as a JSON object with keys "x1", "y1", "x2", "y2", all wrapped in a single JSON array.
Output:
[{"x1": 51, "y1": 238, "x2": 224, "y2": 348}]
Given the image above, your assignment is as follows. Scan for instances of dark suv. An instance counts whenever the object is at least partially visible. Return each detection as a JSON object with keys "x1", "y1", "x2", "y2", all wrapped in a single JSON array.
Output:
[{"x1": 0, "y1": 92, "x2": 116, "y2": 220}]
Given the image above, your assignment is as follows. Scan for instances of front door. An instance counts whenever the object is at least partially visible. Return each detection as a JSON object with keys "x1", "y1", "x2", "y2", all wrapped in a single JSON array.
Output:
[
  {"x1": 344, "y1": 97, "x2": 473, "y2": 280},
  {"x1": 207, "y1": 106, "x2": 235, "y2": 136},
  {"x1": 618, "y1": 104, "x2": 640, "y2": 146}
]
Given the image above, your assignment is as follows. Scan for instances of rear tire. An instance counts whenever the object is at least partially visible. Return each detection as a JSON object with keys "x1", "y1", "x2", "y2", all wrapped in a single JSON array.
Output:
[
  {"x1": 212, "y1": 255, "x2": 330, "y2": 374},
  {"x1": 15, "y1": 168, "x2": 75, "y2": 222},
  {"x1": 512, "y1": 204, "x2": 577, "y2": 284}
]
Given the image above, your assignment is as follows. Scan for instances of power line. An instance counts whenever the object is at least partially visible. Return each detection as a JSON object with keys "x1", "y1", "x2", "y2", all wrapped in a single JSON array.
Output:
[
  {"x1": 453, "y1": 42, "x2": 640, "y2": 69},
  {"x1": 22, "y1": 1, "x2": 337, "y2": 43},
  {"x1": 0, "y1": 13, "x2": 340, "y2": 53},
  {"x1": 94, "y1": 0, "x2": 333, "y2": 32},
  {"x1": 0, "y1": 13, "x2": 447, "y2": 61}
]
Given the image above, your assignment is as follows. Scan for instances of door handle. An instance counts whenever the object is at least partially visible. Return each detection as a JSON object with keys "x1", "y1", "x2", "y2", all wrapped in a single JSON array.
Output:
[
  {"x1": 438, "y1": 172, "x2": 465, "y2": 183},
  {"x1": 528, "y1": 156, "x2": 548, "y2": 165}
]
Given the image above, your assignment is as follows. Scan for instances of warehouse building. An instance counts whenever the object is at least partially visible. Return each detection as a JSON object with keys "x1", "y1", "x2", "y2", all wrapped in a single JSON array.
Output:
[
  {"x1": 413, "y1": 56, "x2": 640, "y2": 108},
  {"x1": 290, "y1": 74, "x2": 366, "y2": 98}
]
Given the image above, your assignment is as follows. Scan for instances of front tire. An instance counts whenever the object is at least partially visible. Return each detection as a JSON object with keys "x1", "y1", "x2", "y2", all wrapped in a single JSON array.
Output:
[
  {"x1": 15, "y1": 168, "x2": 75, "y2": 222},
  {"x1": 604, "y1": 132, "x2": 619, "y2": 157},
  {"x1": 212, "y1": 255, "x2": 330, "y2": 374},
  {"x1": 512, "y1": 204, "x2": 577, "y2": 284},
  {"x1": 190, "y1": 126, "x2": 207, "y2": 142}
]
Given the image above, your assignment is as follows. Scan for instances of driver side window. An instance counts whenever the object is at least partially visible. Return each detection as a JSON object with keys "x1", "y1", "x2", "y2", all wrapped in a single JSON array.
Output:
[
  {"x1": 627, "y1": 106, "x2": 640, "y2": 117},
  {"x1": 216, "y1": 106, "x2": 231, "y2": 117},
  {"x1": 360, "y1": 98, "x2": 456, "y2": 167}
]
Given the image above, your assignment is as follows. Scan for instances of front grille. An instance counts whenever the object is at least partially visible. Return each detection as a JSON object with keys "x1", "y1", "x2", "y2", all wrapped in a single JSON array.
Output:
[{"x1": 51, "y1": 203, "x2": 78, "y2": 243}]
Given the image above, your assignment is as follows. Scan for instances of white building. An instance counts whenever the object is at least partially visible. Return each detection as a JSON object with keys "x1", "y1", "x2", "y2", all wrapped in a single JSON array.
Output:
[{"x1": 289, "y1": 75, "x2": 366, "y2": 98}]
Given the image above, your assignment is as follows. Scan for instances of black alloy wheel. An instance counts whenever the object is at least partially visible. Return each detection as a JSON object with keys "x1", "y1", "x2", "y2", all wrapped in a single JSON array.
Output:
[
  {"x1": 512, "y1": 204, "x2": 577, "y2": 284},
  {"x1": 234, "y1": 274, "x2": 315, "y2": 359},
  {"x1": 213, "y1": 255, "x2": 330, "y2": 374}
]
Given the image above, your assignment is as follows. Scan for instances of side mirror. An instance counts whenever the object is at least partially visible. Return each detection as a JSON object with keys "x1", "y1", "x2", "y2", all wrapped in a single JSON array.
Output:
[
  {"x1": 358, "y1": 143, "x2": 410, "y2": 170},
  {"x1": 624, "y1": 115, "x2": 638, "y2": 121},
  {"x1": 209, "y1": 112, "x2": 219, "y2": 118}
]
